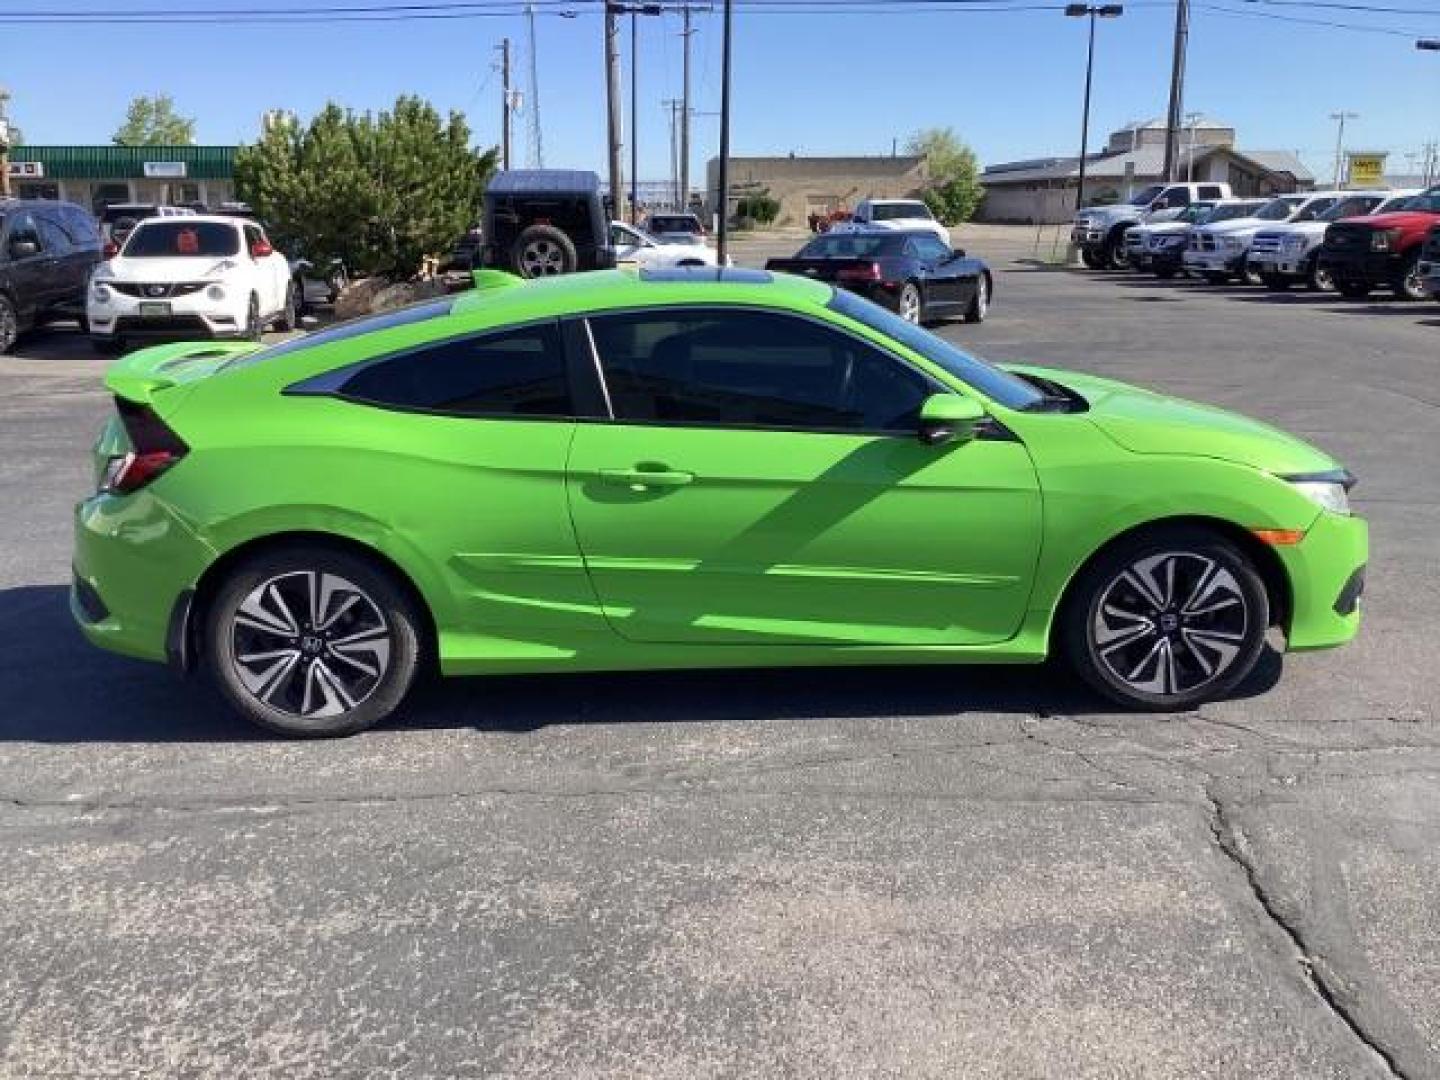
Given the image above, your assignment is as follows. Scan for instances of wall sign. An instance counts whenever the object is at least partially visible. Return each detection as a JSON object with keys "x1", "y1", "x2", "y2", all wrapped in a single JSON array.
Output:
[
  {"x1": 143, "y1": 161, "x2": 187, "y2": 178},
  {"x1": 1345, "y1": 152, "x2": 1386, "y2": 189},
  {"x1": 7, "y1": 161, "x2": 45, "y2": 179}
]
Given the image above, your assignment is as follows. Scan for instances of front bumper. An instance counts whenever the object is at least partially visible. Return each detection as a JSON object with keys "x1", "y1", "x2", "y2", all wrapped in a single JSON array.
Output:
[
  {"x1": 89, "y1": 289, "x2": 250, "y2": 341},
  {"x1": 1316, "y1": 248, "x2": 1404, "y2": 286},
  {"x1": 1248, "y1": 248, "x2": 1316, "y2": 279},
  {"x1": 72, "y1": 488, "x2": 214, "y2": 664},
  {"x1": 1275, "y1": 509, "x2": 1369, "y2": 651},
  {"x1": 1183, "y1": 249, "x2": 1246, "y2": 274},
  {"x1": 1071, "y1": 226, "x2": 1106, "y2": 248},
  {"x1": 1139, "y1": 244, "x2": 1187, "y2": 272}
]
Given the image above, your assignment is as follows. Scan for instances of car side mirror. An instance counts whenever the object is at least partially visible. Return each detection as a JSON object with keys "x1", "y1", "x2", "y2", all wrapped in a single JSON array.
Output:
[
  {"x1": 8, "y1": 239, "x2": 40, "y2": 259},
  {"x1": 951, "y1": 247, "x2": 967, "y2": 259},
  {"x1": 918, "y1": 394, "x2": 987, "y2": 446}
]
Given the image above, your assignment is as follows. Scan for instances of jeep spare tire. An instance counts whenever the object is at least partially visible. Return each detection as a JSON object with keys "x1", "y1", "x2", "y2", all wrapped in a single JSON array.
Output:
[{"x1": 512, "y1": 225, "x2": 578, "y2": 278}]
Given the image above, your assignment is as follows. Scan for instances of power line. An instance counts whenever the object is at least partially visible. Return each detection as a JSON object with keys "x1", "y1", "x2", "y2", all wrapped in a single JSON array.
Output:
[{"x1": 1197, "y1": 2, "x2": 1427, "y2": 36}]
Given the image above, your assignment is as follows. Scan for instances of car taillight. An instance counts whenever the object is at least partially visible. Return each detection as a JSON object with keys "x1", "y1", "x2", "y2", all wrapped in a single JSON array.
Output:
[
  {"x1": 103, "y1": 241, "x2": 119, "y2": 258},
  {"x1": 837, "y1": 262, "x2": 883, "y2": 283},
  {"x1": 101, "y1": 399, "x2": 189, "y2": 495}
]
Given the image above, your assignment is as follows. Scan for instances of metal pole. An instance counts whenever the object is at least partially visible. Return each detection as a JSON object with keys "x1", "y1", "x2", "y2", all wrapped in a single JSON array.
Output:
[
  {"x1": 1160, "y1": 0, "x2": 1189, "y2": 182},
  {"x1": 680, "y1": 5, "x2": 693, "y2": 210},
  {"x1": 1330, "y1": 111, "x2": 1357, "y2": 188},
  {"x1": 716, "y1": 0, "x2": 732, "y2": 261},
  {"x1": 1076, "y1": 10, "x2": 1096, "y2": 214},
  {"x1": 604, "y1": 4, "x2": 625, "y2": 221},
  {"x1": 630, "y1": 11, "x2": 639, "y2": 223},
  {"x1": 500, "y1": 38, "x2": 512, "y2": 170}
]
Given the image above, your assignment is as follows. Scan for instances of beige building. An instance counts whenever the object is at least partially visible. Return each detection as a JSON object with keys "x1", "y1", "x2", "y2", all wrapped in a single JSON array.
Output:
[
  {"x1": 979, "y1": 118, "x2": 1314, "y2": 225},
  {"x1": 706, "y1": 154, "x2": 929, "y2": 227}
]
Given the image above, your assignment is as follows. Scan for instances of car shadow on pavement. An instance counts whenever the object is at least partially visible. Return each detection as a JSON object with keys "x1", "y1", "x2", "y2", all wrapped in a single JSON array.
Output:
[{"x1": 0, "y1": 583, "x2": 1284, "y2": 741}]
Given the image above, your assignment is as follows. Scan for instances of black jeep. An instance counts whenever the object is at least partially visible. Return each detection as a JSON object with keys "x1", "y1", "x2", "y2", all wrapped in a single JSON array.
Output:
[{"x1": 482, "y1": 169, "x2": 616, "y2": 278}]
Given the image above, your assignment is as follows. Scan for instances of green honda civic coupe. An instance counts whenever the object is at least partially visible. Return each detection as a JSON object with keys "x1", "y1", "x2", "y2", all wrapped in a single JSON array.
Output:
[{"x1": 73, "y1": 267, "x2": 1366, "y2": 736}]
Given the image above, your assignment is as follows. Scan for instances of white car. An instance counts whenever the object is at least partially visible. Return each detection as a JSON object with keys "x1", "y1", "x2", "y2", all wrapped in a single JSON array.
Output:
[
  {"x1": 89, "y1": 215, "x2": 297, "y2": 351},
  {"x1": 835, "y1": 199, "x2": 949, "y2": 245},
  {"x1": 610, "y1": 222, "x2": 728, "y2": 269}
]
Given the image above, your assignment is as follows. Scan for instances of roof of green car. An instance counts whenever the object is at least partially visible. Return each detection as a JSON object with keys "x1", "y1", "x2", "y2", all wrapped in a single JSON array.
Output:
[{"x1": 449, "y1": 267, "x2": 835, "y2": 325}]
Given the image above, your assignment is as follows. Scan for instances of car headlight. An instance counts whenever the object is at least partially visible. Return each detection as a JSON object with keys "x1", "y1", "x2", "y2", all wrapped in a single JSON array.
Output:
[
  {"x1": 1370, "y1": 229, "x2": 1400, "y2": 252},
  {"x1": 1286, "y1": 470, "x2": 1355, "y2": 515},
  {"x1": 91, "y1": 283, "x2": 112, "y2": 304}
]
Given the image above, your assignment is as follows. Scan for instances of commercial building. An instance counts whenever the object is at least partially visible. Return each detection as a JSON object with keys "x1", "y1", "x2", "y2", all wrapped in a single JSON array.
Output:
[
  {"x1": 706, "y1": 154, "x2": 928, "y2": 227},
  {"x1": 979, "y1": 118, "x2": 1314, "y2": 225},
  {"x1": 3, "y1": 145, "x2": 238, "y2": 211}
]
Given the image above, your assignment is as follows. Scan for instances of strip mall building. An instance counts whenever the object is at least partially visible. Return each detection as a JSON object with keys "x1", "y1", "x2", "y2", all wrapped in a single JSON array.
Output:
[{"x1": 5, "y1": 145, "x2": 238, "y2": 211}]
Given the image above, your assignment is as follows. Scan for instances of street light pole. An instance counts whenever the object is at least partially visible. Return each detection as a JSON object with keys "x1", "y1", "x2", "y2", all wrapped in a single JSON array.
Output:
[
  {"x1": 716, "y1": 0, "x2": 733, "y2": 263},
  {"x1": 1330, "y1": 111, "x2": 1359, "y2": 188},
  {"x1": 630, "y1": 10, "x2": 639, "y2": 222},
  {"x1": 1066, "y1": 5, "x2": 1123, "y2": 215}
]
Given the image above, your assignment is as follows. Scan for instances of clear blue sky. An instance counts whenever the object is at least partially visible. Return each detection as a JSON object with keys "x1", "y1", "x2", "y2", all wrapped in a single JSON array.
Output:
[{"x1": 4, "y1": 2, "x2": 1438, "y2": 184}]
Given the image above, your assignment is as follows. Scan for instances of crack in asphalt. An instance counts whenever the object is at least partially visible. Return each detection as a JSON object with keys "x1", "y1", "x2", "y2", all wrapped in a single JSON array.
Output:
[{"x1": 1204, "y1": 785, "x2": 1407, "y2": 1080}]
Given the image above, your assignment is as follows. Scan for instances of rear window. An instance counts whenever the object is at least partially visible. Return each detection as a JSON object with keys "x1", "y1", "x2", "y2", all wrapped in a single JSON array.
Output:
[
  {"x1": 224, "y1": 297, "x2": 456, "y2": 370},
  {"x1": 648, "y1": 215, "x2": 700, "y2": 232},
  {"x1": 870, "y1": 202, "x2": 933, "y2": 222},
  {"x1": 123, "y1": 221, "x2": 240, "y2": 257},
  {"x1": 797, "y1": 233, "x2": 903, "y2": 258}
]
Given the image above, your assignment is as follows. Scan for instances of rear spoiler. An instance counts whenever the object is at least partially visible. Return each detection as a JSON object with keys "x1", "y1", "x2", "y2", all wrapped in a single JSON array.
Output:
[{"x1": 104, "y1": 340, "x2": 264, "y2": 405}]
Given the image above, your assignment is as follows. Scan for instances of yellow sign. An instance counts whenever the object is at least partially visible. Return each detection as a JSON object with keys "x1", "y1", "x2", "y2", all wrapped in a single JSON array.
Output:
[{"x1": 1347, "y1": 153, "x2": 1386, "y2": 188}]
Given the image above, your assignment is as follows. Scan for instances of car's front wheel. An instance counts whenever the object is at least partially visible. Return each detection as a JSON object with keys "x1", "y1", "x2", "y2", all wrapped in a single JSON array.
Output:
[
  {"x1": 897, "y1": 282, "x2": 923, "y2": 324},
  {"x1": 1062, "y1": 527, "x2": 1269, "y2": 711},
  {"x1": 205, "y1": 546, "x2": 424, "y2": 737},
  {"x1": 964, "y1": 274, "x2": 990, "y2": 323},
  {"x1": 1393, "y1": 252, "x2": 1427, "y2": 301}
]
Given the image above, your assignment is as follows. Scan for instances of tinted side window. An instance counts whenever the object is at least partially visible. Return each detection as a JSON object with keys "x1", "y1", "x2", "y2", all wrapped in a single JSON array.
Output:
[
  {"x1": 913, "y1": 236, "x2": 953, "y2": 262},
  {"x1": 1198, "y1": 185, "x2": 1224, "y2": 200},
  {"x1": 7, "y1": 212, "x2": 42, "y2": 249},
  {"x1": 38, "y1": 215, "x2": 72, "y2": 254},
  {"x1": 1161, "y1": 187, "x2": 1191, "y2": 208},
  {"x1": 339, "y1": 323, "x2": 571, "y2": 418},
  {"x1": 588, "y1": 309, "x2": 935, "y2": 433},
  {"x1": 60, "y1": 207, "x2": 100, "y2": 247}
]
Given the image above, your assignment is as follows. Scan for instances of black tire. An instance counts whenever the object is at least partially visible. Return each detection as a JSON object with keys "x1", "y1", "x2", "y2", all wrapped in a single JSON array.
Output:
[
  {"x1": 1393, "y1": 252, "x2": 1427, "y2": 301},
  {"x1": 1308, "y1": 259, "x2": 1334, "y2": 292},
  {"x1": 0, "y1": 294, "x2": 19, "y2": 354},
  {"x1": 1080, "y1": 248, "x2": 1102, "y2": 270},
  {"x1": 1240, "y1": 264, "x2": 1263, "y2": 286},
  {"x1": 205, "y1": 545, "x2": 424, "y2": 737},
  {"x1": 1102, "y1": 232, "x2": 1128, "y2": 271},
  {"x1": 90, "y1": 336, "x2": 124, "y2": 354},
  {"x1": 244, "y1": 294, "x2": 262, "y2": 341},
  {"x1": 1061, "y1": 526, "x2": 1269, "y2": 712},
  {"x1": 1154, "y1": 267, "x2": 1177, "y2": 280},
  {"x1": 1202, "y1": 272, "x2": 1230, "y2": 286},
  {"x1": 963, "y1": 273, "x2": 990, "y2": 323},
  {"x1": 510, "y1": 224, "x2": 578, "y2": 278},
  {"x1": 276, "y1": 281, "x2": 299, "y2": 332},
  {"x1": 1336, "y1": 279, "x2": 1372, "y2": 299},
  {"x1": 1260, "y1": 274, "x2": 1291, "y2": 291}
]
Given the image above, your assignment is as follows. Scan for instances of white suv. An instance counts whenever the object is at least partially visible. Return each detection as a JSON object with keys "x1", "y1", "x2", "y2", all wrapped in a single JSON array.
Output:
[
  {"x1": 837, "y1": 199, "x2": 949, "y2": 245},
  {"x1": 89, "y1": 215, "x2": 296, "y2": 351}
]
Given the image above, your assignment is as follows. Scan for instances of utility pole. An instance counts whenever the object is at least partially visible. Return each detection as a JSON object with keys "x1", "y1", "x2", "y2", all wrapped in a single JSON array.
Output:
[
  {"x1": 525, "y1": 2, "x2": 544, "y2": 167},
  {"x1": 1184, "y1": 110, "x2": 1201, "y2": 182},
  {"x1": 680, "y1": 5, "x2": 695, "y2": 210},
  {"x1": 0, "y1": 86, "x2": 12, "y2": 200},
  {"x1": 663, "y1": 98, "x2": 683, "y2": 207},
  {"x1": 1330, "y1": 111, "x2": 1359, "y2": 187},
  {"x1": 1160, "y1": 0, "x2": 1190, "y2": 183},
  {"x1": 604, "y1": 3, "x2": 625, "y2": 221},
  {"x1": 499, "y1": 39, "x2": 512, "y2": 170},
  {"x1": 716, "y1": 0, "x2": 733, "y2": 262},
  {"x1": 630, "y1": 11, "x2": 640, "y2": 222}
]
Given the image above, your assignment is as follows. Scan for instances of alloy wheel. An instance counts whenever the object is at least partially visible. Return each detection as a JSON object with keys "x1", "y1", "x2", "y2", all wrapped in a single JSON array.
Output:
[
  {"x1": 520, "y1": 239, "x2": 566, "y2": 276},
  {"x1": 899, "y1": 284, "x2": 922, "y2": 323},
  {"x1": 230, "y1": 570, "x2": 392, "y2": 719},
  {"x1": 1091, "y1": 551, "x2": 1249, "y2": 697},
  {"x1": 974, "y1": 277, "x2": 989, "y2": 318}
]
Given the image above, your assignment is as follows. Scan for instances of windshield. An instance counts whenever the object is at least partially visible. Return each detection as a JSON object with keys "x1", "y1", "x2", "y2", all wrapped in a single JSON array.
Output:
[
  {"x1": 798, "y1": 233, "x2": 903, "y2": 258},
  {"x1": 1255, "y1": 197, "x2": 1303, "y2": 221},
  {"x1": 223, "y1": 297, "x2": 455, "y2": 370},
  {"x1": 827, "y1": 288, "x2": 1044, "y2": 412},
  {"x1": 1397, "y1": 190, "x2": 1440, "y2": 213},
  {"x1": 123, "y1": 221, "x2": 240, "y2": 257},
  {"x1": 1126, "y1": 185, "x2": 1166, "y2": 207},
  {"x1": 1207, "y1": 202, "x2": 1261, "y2": 223},
  {"x1": 1319, "y1": 196, "x2": 1382, "y2": 221},
  {"x1": 648, "y1": 215, "x2": 699, "y2": 232},
  {"x1": 1180, "y1": 202, "x2": 1214, "y2": 223},
  {"x1": 871, "y1": 201, "x2": 933, "y2": 222}
]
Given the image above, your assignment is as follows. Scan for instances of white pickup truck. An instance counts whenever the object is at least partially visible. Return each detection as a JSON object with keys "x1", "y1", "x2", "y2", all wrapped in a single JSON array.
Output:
[
  {"x1": 1246, "y1": 190, "x2": 1420, "y2": 290},
  {"x1": 834, "y1": 198, "x2": 950, "y2": 245},
  {"x1": 1072, "y1": 181, "x2": 1231, "y2": 270},
  {"x1": 1182, "y1": 191, "x2": 1344, "y2": 285}
]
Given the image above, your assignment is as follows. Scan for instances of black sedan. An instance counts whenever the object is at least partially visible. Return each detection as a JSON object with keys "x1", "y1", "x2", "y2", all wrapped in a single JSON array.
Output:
[{"x1": 766, "y1": 229, "x2": 991, "y2": 325}]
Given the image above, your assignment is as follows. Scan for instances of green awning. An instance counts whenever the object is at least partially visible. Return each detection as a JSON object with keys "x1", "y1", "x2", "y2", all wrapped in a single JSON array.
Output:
[{"x1": 7, "y1": 145, "x2": 237, "y2": 181}]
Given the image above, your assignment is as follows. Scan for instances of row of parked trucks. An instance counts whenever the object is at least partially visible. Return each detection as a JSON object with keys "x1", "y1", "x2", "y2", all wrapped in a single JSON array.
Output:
[{"x1": 1072, "y1": 181, "x2": 1440, "y2": 302}]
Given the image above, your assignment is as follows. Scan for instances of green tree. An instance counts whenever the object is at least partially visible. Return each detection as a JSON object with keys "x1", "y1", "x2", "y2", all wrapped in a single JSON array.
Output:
[
  {"x1": 907, "y1": 127, "x2": 984, "y2": 226},
  {"x1": 234, "y1": 96, "x2": 498, "y2": 278},
  {"x1": 113, "y1": 95, "x2": 196, "y2": 146}
]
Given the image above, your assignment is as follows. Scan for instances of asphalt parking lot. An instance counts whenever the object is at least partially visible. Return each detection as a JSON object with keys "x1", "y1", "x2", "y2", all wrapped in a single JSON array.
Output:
[{"x1": 2, "y1": 230, "x2": 1438, "y2": 1078}]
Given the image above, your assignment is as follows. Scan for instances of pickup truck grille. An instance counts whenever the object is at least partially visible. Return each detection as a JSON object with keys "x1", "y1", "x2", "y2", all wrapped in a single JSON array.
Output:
[
  {"x1": 1249, "y1": 232, "x2": 1285, "y2": 255},
  {"x1": 1323, "y1": 223, "x2": 1370, "y2": 252}
]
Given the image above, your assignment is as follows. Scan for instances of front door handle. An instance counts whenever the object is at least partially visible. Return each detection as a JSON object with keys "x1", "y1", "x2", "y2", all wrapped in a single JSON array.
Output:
[{"x1": 598, "y1": 466, "x2": 695, "y2": 490}]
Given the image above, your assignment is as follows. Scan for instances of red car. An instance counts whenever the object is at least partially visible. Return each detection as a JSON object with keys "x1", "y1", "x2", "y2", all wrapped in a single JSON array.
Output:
[{"x1": 1318, "y1": 185, "x2": 1440, "y2": 300}]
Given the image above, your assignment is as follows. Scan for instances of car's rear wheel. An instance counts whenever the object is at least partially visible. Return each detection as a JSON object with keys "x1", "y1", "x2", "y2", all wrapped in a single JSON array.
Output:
[
  {"x1": 511, "y1": 225, "x2": 578, "y2": 278},
  {"x1": 276, "y1": 281, "x2": 299, "y2": 332},
  {"x1": 0, "y1": 295, "x2": 18, "y2": 355},
  {"x1": 205, "y1": 547, "x2": 424, "y2": 737},
  {"x1": 964, "y1": 274, "x2": 990, "y2": 323},
  {"x1": 1062, "y1": 527, "x2": 1269, "y2": 711},
  {"x1": 244, "y1": 294, "x2": 262, "y2": 341},
  {"x1": 897, "y1": 282, "x2": 922, "y2": 324}
]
